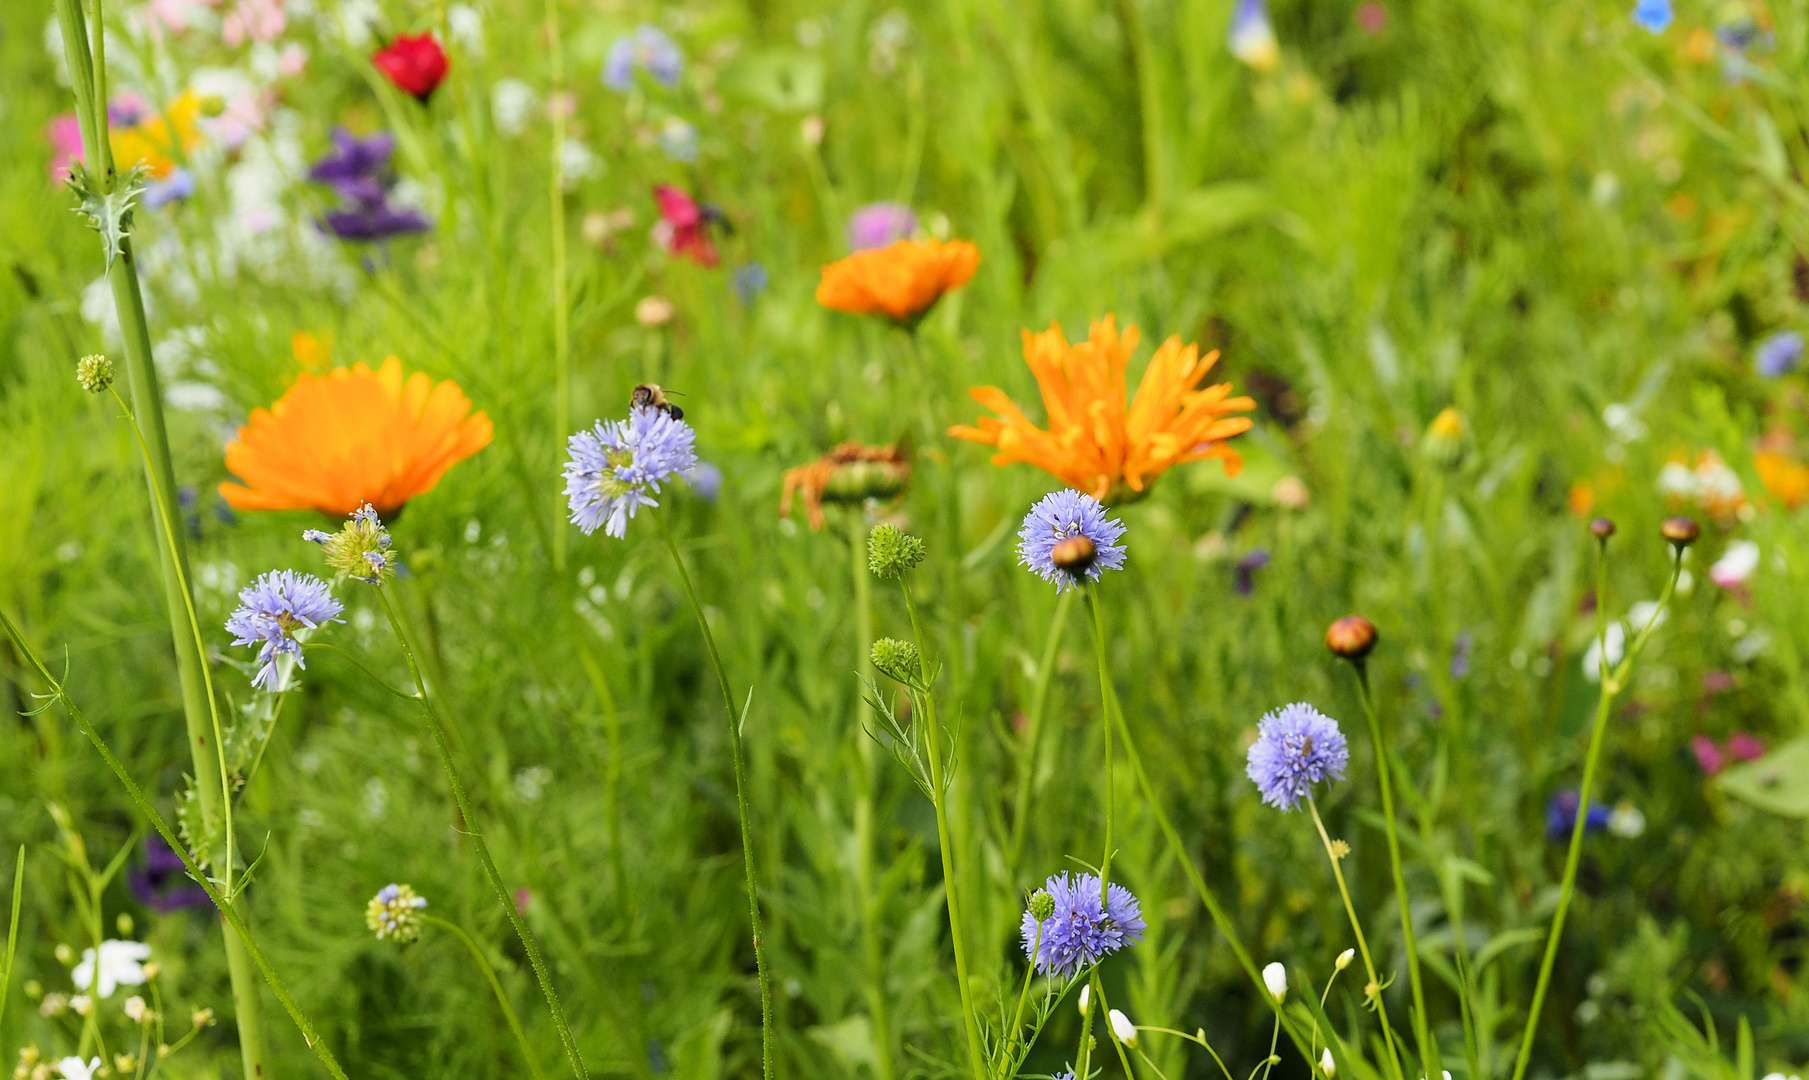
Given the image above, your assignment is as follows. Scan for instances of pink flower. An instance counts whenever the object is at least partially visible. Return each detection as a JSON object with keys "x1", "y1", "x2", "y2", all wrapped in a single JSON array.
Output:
[
  {"x1": 222, "y1": 0, "x2": 286, "y2": 47},
  {"x1": 652, "y1": 185, "x2": 720, "y2": 268},
  {"x1": 47, "y1": 114, "x2": 85, "y2": 180},
  {"x1": 1355, "y1": 1, "x2": 1387, "y2": 34},
  {"x1": 1691, "y1": 734, "x2": 1725, "y2": 776},
  {"x1": 278, "y1": 43, "x2": 309, "y2": 77},
  {"x1": 1725, "y1": 732, "x2": 1767, "y2": 762},
  {"x1": 514, "y1": 888, "x2": 531, "y2": 915}
]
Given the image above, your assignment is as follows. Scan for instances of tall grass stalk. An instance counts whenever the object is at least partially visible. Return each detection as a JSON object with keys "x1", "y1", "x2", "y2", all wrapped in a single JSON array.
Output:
[
  {"x1": 545, "y1": 0, "x2": 571, "y2": 572},
  {"x1": 654, "y1": 508, "x2": 776, "y2": 1080},
  {"x1": 52, "y1": 0, "x2": 271, "y2": 1070},
  {"x1": 1509, "y1": 539, "x2": 1685, "y2": 1080},
  {"x1": 422, "y1": 913, "x2": 549, "y2": 1080},
  {"x1": 373, "y1": 586, "x2": 590, "y2": 1080},
  {"x1": 0, "y1": 607, "x2": 349, "y2": 1080}
]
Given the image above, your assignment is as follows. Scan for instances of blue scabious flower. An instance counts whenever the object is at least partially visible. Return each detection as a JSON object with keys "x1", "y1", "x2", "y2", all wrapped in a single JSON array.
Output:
[
  {"x1": 1545, "y1": 789, "x2": 1611, "y2": 841},
  {"x1": 1019, "y1": 872, "x2": 1146, "y2": 979},
  {"x1": 1756, "y1": 331, "x2": 1803, "y2": 378},
  {"x1": 564, "y1": 406, "x2": 699, "y2": 537},
  {"x1": 1245, "y1": 703, "x2": 1350, "y2": 811},
  {"x1": 604, "y1": 25, "x2": 683, "y2": 92},
  {"x1": 1631, "y1": 0, "x2": 1672, "y2": 33},
  {"x1": 225, "y1": 570, "x2": 343, "y2": 690},
  {"x1": 1017, "y1": 489, "x2": 1127, "y2": 592}
]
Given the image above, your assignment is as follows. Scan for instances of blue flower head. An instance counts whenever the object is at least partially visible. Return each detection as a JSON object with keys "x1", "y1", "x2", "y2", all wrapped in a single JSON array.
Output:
[
  {"x1": 1756, "y1": 331, "x2": 1803, "y2": 378},
  {"x1": 1019, "y1": 872, "x2": 1146, "y2": 979},
  {"x1": 564, "y1": 406, "x2": 699, "y2": 538},
  {"x1": 225, "y1": 570, "x2": 344, "y2": 691},
  {"x1": 1017, "y1": 489, "x2": 1127, "y2": 593},
  {"x1": 1245, "y1": 703, "x2": 1350, "y2": 811},
  {"x1": 604, "y1": 25, "x2": 683, "y2": 92},
  {"x1": 1545, "y1": 789, "x2": 1611, "y2": 841},
  {"x1": 1631, "y1": 0, "x2": 1672, "y2": 33}
]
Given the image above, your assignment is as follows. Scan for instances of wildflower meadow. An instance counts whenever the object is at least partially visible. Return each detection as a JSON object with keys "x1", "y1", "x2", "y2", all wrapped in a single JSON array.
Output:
[{"x1": 2, "y1": 0, "x2": 1809, "y2": 1077}]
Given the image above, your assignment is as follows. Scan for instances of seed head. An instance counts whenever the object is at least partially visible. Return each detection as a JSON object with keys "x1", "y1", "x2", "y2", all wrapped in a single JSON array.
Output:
[
  {"x1": 868, "y1": 524, "x2": 926, "y2": 579},
  {"x1": 1325, "y1": 615, "x2": 1378, "y2": 660},
  {"x1": 870, "y1": 638, "x2": 920, "y2": 684},
  {"x1": 1050, "y1": 535, "x2": 1098, "y2": 573},
  {"x1": 1661, "y1": 516, "x2": 1700, "y2": 547},
  {"x1": 1588, "y1": 518, "x2": 1616, "y2": 541},
  {"x1": 1027, "y1": 889, "x2": 1055, "y2": 922},
  {"x1": 76, "y1": 354, "x2": 113, "y2": 393}
]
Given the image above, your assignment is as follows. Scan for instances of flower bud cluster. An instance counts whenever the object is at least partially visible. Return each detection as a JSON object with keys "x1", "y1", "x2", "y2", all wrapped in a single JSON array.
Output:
[
  {"x1": 366, "y1": 882, "x2": 428, "y2": 943},
  {"x1": 305, "y1": 503, "x2": 397, "y2": 585},
  {"x1": 867, "y1": 524, "x2": 926, "y2": 579},
  {"x1": 76, "y1": 354, "x2": 113, "y2": 393},
  {"x1": 871, "y1": 638, "x2": 920, "y2": 685}
]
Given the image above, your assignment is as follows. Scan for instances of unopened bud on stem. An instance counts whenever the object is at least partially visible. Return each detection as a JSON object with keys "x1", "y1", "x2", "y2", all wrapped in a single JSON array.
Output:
[
  {"x1": 1588, "y1": 518, "x2": 1616, "y2": 541},
  {"x1": 871, "y1": 638, "x2": 920, "y2": 684},
  {"x1": 1028, "y1": 889, "x2": 1055, "y2": 922},
  {"x1": 1325, "y1": 616, "x2": 1378, "y2": 661},
  {"x1": 867, "y1": 524, "x2": 926, "y2": 579},
  {"x1": 1661, "y1": 516, "x2": 1700, "y2": 548},
  {"x1": 76, "y1": 354, "x2": 113, "y2": 393}
]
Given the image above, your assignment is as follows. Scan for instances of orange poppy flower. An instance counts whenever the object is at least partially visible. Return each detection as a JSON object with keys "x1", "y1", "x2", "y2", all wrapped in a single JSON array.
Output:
[
  {"x1": 1756, "y1": 450, "x2": 1809, "y2": 509},
  {"x1": 949, "y1": 317, "x2": 1254, "y2": 502},
  {"x1": 815, "y1": 238, "x2": 980, "y2": 323},
  {"x1": 219, "y1": 357, "x2": 492, "y2": 517}
]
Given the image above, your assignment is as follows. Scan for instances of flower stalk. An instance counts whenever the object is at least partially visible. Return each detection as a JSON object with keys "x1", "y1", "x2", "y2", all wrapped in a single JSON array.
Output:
[
  {"x1": 848, "y1": 511, "x2": 896, "y2": 1080},
  {"x1": 654, "y1": 509, "x2": 775, "y2": 1080},
  {"x1": 1306, "y1": 799, "x2": 1406, "y2": 1080},
  {"x1": 422, "y1": 914, "x2": 548, "y2": 1080},
  {"x1": 1007, "y1": 588, "x2": 1075, "y2": 875}
]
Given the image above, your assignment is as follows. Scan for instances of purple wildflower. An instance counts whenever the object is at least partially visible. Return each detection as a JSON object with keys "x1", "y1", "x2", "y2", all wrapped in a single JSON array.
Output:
[
  {"x1": 1756, "y1": 331, "x2": 1803, "y2": 378},
  {"x1": 603, "y1": 25, "x2": 683, "y2": 92},
  {"x1": 1233, "y1": 547, "x2": 1270, "y2": 595},
  {"x1": 1017, "y1": 490, "x2": 1128, "y2": 593},
  {"x1": 847, "y1": 203, "x2": 916, "y2": 250},
  {"x1": 308, "y1": 128, "x2": 430, "y2": 242},
  {"x1": 684, "y1": 461, "x2": 723, "y2": 503},
  {"x1": 564, "y1": 406, "x2": 699, "y2": 537},
  {"x1": 128, "y1": 835, "x2": 210, "y2": 913},
  {"x1": 1019, "y1": 872, "x2": 1146, "y2": 979},
  {"x1": 1545, "y1": 789, "x2": 1611, "y2": 841},
  {"x1": 321, "y1": 203, "x2": 432, "y2": 242},
  {"x1": 144, "y1": 168, "x2": 195, "y2": 210},
  {"x1": 225, "y1": 569, "x2": 343, "y2": 690},
  {"x1": 1245, "y1": 703, "x2": 1349, "y2": 811}
]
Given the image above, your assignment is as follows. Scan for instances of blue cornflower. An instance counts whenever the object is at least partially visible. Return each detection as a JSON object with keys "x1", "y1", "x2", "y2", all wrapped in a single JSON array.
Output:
[
  {"x1": 603, "y1": 25, "x2": 683, "y2": 92},
  {"x1": 225, "y1": 569, "x2": 343, "y2": 691},
  {"x1": 1020, "y1": 872, "x2": 1146, "y2": 979},
  {"x1": 1756, "y1": 331, "x2": 1803, "y2": 378},
  {"x1": 1245, "y1": 703, "x2": 1350, "y2": 811},
  {"x1": 1631, "y1": 0, "x2": 1672, "y2": 33},
  {"x1": 1017, "y1": 489, "x2": 1127, "y2": 593},
  {"x1": 1545, "y1": 789, "x2": 1611, "y2": 841},
  {"x1": 732, "y1": 263, "x2": 768, "y2": 306},
  {"x1": 564, "y1": 406, "x2": 699, "y2": 538}
]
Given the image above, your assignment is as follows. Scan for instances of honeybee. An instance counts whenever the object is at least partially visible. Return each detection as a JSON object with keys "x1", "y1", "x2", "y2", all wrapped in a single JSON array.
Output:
[{"x1": 631, "y1": 383, "x2": 684, "y2": 420}]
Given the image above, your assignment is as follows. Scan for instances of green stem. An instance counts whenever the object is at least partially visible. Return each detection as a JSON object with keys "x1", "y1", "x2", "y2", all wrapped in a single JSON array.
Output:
[
  {"x1": 900, "y1": 581, "x2": 988, "y2": 1080},
  {"x1": 1008, "y1": 588, "x2": 1075, "y2": 875},
  {"x1": 53, "y1": 0, "x2": 271, "y2": 1066},
  {"x1": 850, "y1": 515, "x2": 895, "y2": 1080},
  {"x1": 1003, "y1": 921, "x2": 1042, "y2": 1074},
  {"x1": 0, "y1": 606, "x2": 348, "y2": 1080},
  {"x1": 1307, "y1": 798, "x2": 1406, "y2": 1080},
  {"x1": 545, "y1": 0, "x2": 570, "y2": 572},
  {"x1": 573, "y1": 641, "x2": 627, "y2": 912},
  {"x1": 1349, "y1": 664, "x2": 1436, "y2": 1078},
  {"x1": 374, "y1": 588, "x2": 589, "y2": 1080},
  {"x1": 1087, "y1": 587, "x2": 1115, "y2": 908},
  {"x1": 424, "y1": 914, "x2": 548, "y2": 1080},
  {"x1": 1508, "y1": 545, "x2": 1683, "y2": 1080},
  {"x1": 1089, "y1": 972, "x2": 1140, "y2": 1080},
  {"x1": 1116, "y1": 0, "x2": 1167, "y2": 224},
  {"x1": 654, "y1": 510, "x2": 775, "y2": 1080}
]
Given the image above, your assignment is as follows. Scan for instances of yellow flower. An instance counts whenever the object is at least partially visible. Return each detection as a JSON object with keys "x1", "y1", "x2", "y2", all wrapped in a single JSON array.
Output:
[
  {"x1": 950, "y1": 317, "x2": 1254, "y2": 501},
  {"x1": 815, "y1": 238, "x2": 980, "y2": 324},
  {"x1": 110, "y1": 91, "x2": 204, "y2": 180},
  {"x1": 219, "y1": 357, "x2": 492, "y2": 517}
]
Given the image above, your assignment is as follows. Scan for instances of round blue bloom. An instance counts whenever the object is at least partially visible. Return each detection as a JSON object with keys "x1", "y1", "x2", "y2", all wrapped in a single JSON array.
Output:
[
  {"x1": 603, "y1": 25, "x2": 683, "y2": 92},
  {"x1": 732, "y1": 263, "x2": 768, "y2": 306},
  {"x1": 1631, "y1": 0, "x2": 1672, "y2": 33},
  {"x1": 1245, "y1": 703, "x2": 1350, "y2": 811},
  {"x1": 684, "y1": 461, "x2": 723, "y2": 504},
  {"x1": 1545, "y1": 789, "x2": 1611, "y2": 841},
  {"x1": 1019, "y1": 872, "x2": 1146, "y2": 979},
  {"x1": 1756, "y1": 331, "x2": 1803, "y2": 378},
  {"x1": 564, "y1": 406, "x2": 699, "y2": 538},
  {"x1": 144, "y1": 168, "x2": 195, "y2": 210},
  {"x1": 1017, "y1": 490, "x2": 1127, "y2": 593},
  {"x1": 225, "y1": 570, "x2": 343, "y2": 691}
]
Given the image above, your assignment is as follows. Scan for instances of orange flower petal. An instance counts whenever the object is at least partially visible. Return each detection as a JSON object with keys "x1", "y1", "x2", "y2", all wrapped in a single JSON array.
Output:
[{"x1": 816, "y1": 239, "x2": 980, "y2": 322}]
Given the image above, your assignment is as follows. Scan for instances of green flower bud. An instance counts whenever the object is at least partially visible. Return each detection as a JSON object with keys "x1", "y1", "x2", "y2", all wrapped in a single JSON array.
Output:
[
  {"x1": 76, "y1": 354, "x2": 114, "y2": 393},
  {"x1": 1028, "y1": 889, "x2": 1055, "y2": 922},
  {"x1": 871, "y1": 637, "x2": 920, "y2": 684},
  {"x1": 867, "y1": 524, "x2": 925, "y2": 580}
]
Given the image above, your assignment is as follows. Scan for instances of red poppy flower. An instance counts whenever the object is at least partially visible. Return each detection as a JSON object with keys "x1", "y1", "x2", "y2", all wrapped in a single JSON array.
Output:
[
  {"x1": 653, "y1": 185, "x2": 720, "y2": 268},
  {"x1": 373, "y1": 33, "x2": 449, "y2": 102}
]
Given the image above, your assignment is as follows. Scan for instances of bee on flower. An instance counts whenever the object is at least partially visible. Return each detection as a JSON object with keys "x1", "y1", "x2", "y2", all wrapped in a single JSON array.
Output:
[{"x1": 564, "y1": 403, "x2": 698, "y2": 538}]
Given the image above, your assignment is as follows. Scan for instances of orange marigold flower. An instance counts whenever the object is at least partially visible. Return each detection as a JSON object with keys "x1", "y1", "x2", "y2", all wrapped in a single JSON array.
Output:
[
  {"x1": 1755, "y1": 450, "x2": 1809, "y2": 509},
  {"x1": 780, "y1": 442, "x2": 911, "y2": 531},
  {"x1": 949, "y1": 317, "x2": 1255, "y2": 502},
  {"x1": 815, "y1": 238, "x2": 979, "y2": 324},
  {"x1": 219, "y1": 357, "x2": 492, "y2": 517},
  {"x1": 111, "y1": 91, "x2": 204, "y2": 180}
]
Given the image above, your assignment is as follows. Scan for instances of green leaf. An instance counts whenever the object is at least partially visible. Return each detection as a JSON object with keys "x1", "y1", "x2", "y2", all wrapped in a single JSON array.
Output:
[
  {"x1": 66, "y1": 162, "x2": 148, "y2": 268},
  {"x1": 1716, "y1": 735, "x2": 1809, "y2": 817}
]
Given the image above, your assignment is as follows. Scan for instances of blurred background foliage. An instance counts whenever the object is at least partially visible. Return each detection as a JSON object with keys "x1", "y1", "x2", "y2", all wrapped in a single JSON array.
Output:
[{"x1": 2, "y1": 0, "x2": 1808, "y2": 1076}]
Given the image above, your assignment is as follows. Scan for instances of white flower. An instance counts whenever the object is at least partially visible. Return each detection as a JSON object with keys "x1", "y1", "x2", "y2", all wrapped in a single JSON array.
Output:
[
  {"x1": 1608, "y1": 803, "x2": 1646, "y2": 839},
  {"x1": 54, "y1": 1057, "x2": 102, "y2": 1080},
  {"x1": 491, "y1": 78, "x2": 536, "y2": 136},
  {"x1": 447, "y1": 4, "x2": 483, "y2": 54},
  {"x1": 1711, "y1": 541, "x2": 1759, "y2": 589},
  {"x1": 1077, "y1": 983, "x2": 1090, "y2": 1015},
  {"x1": 70, "y1": 995, "x2": 93, "y2": 1016},
  {"x1": 1335, "y1": 948, "x2": 1354, "y2": 971},
  {"x1": 1108, "y1": 1008, "x2": 1138, "y2": 1048},
  {"x1": 72, "y1": 940, "x2": 151, "y2": 998},
  {"x1": 1657, "y1": 460, "x2": 1695, "y2": 498},
  {"x1": 123, "y1": 995, "x2": 149, "y2": 1022},
  {"x1": 1581, "y1": 622, "x2": 1627, "y2": 683},
  {"x1": 1320, "y1": 1048, "x2": 1336, "y2": 1077},
  {"x1": 560, "y1": 138, "x2": 601, "y2": 189},
  {"x1": 1263, "y1": 961, "x2": 1288, "y2": 1003}
]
